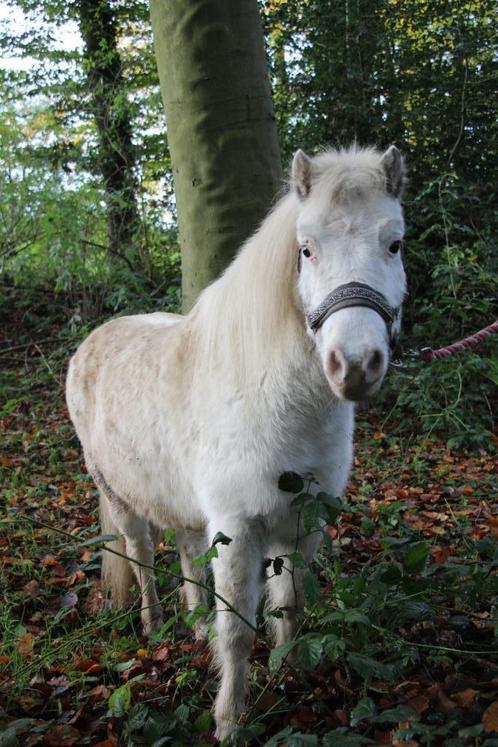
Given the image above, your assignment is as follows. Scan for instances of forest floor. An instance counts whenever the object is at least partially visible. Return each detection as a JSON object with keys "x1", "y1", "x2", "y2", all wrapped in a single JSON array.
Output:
[{"x1": 1, "y1": 305, "x2": 497, "y2": 747}]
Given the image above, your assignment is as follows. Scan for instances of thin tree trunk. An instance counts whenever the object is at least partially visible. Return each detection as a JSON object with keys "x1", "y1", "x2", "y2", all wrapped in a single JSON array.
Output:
[
  {"x1": 79, "y1": 0, "x2": 138, "y2": 263},
  {"x1": 150, "y1": 0, "x2": 283, "y2": 311}
]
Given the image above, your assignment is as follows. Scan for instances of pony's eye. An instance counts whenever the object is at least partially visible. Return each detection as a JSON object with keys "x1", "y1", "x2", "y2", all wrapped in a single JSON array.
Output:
[
  {"x1": 389, "y1": 240, "x2": 402, "y2": 255},
  {"x1": 302, "y1": 247, "x2": 312, "y2": 258}
]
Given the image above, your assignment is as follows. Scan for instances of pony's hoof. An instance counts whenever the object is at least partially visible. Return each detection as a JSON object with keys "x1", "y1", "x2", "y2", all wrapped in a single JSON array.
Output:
[
  {"x1": 214, "y1": 719, "x2": 237, "y2": 743},
  {"x1": 142, "y1": 613, "x2": 164, "y2": 635},
  {"x1": 193, "y1": 621, "x2": 208, "y2": 642}
]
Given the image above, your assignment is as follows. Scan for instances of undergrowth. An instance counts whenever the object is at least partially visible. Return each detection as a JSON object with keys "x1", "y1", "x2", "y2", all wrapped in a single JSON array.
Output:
[{"x1": 0, "y1": 298, "x2": 497, "y2": 746}]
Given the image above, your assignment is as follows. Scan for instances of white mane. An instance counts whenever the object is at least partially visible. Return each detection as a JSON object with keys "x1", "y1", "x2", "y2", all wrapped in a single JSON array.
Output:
[{"x1": 188, "y1": 146, "x2": 389, "y2": 383}]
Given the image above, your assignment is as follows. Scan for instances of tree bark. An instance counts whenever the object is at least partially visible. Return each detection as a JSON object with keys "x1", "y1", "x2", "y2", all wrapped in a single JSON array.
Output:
[
  {"x1": 79, "y1": 0, "x2": 139, "y2": 263},
  {"x1": 150, "y1": 0, "x2": 282, "y2": 310}
]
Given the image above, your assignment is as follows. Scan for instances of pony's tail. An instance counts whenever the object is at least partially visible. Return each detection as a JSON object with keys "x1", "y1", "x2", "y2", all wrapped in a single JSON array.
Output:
[{"x1": 99, "y1": 490, "x2": 134, "y2": 608}]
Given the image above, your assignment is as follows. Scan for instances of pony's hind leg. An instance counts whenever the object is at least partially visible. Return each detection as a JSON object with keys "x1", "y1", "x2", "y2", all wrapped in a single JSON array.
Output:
[
  {"x1": 176, "y1": 528, "x2": 209, "y2": 640},
  {"x1": 209, "y1": 516, "x2": 266, "y2": 741},
  {"x1": 97, "y1": 477, "x2": 163, "y2": 634}
]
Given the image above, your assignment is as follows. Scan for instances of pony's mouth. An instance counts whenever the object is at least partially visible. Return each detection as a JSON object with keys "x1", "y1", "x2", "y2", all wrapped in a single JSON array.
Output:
[{"x1": 328, "y1": 374, "x2": 384, "y2": 402}]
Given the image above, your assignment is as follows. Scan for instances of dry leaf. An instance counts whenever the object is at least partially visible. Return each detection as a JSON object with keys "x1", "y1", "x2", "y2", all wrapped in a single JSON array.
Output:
[
  {"x1": 483, "y1": 701, "x2": 498, "y2": 733},
  {"x1": 453, "y1": 688, "x2": 479, "y2": 707},
  {"x1": 16, "y1": 632, "x2": 34, "y2": 656},
  {"x1": 42, "y1": 725, "x2": 80, "y2": 746},
  {"x1": 407, "y1": 695, "x2": 430, "y2": 714}
]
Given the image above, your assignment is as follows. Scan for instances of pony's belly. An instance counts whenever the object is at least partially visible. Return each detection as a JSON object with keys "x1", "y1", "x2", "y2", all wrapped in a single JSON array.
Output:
[{"x1": 93, "y1": 444, "x2": 205, "y2": 531}]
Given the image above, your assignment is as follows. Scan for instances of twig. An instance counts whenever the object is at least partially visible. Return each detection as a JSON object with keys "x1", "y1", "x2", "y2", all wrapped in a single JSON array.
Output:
[{"x1": 0, "y1": 338, "x2": 63, "y2": 356}]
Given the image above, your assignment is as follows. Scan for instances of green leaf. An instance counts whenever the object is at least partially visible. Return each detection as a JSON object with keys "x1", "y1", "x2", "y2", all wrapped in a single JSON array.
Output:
[
  {"x1": 323, "y1": 728, "x2": 374, "y2": 746},
  {"x1": 350, "y1": 696, "x2": 377, "y2": 726},
  {"x1": 0, "y1": 719, "x2": 34, "y2": 747},
  {"x1": 303, "y1": 501, "x2": 322, "y2": 532},
  {"x1": 322, "y1": 633, "x2": 346, "y2": 661},
  {"x1": 81, "y1": 533, "x2": 118, "y2": 546},
  {"x1": 287, "y1": 551, "x2": 308, "y2": 568},
  {"x1": 193, "y1": 709, "x2": 212, "y2": 733},
  {"x1": 278, "y1": 472, "x2": 305, "y2": 493},
  {"x1": 344, "y1": 609, "x2": 370, "y2": 625},
  {"x1": 291, "y1": 492, "x2": 314, "y2": 508},
  {"x1": 269, "y1": 640, "x2": 295, "y2": 671},
  {"x1": 288, "y1": 734, "x2": 319, "y2": 747},
  {"x1": 317, "y1": 492, "x2": 349, "y2": 511},
  {"x1": 403, "y1": 541, "x2": 430, "y2": 572},
  {"x1": 126, "y1": 702, "x2": 149, "y2": 731},
  {"x1": 108, "y1": 683, "x2": 132, "y2": 717},
  {"x1": 192, "y1": 545, "x2": 218, "y2": 566},
  {"x1": 296, "y1": 635, "x2": 322, "y2": 669},
  {"x1": 379, "y1": 563, "x2": 403, "y2": 585},
  {"x1": 174, "y1": 703, "x2": 190, "y2": 723},
  {"x1": 302, "y1": 570, "x2": 321, "y2": 604},
  {"x1": 263, "y1": 726, "x2": 294, "y2": 747},
  {"x1": 372, "y1": 705, "x2": 417, "y2": 723},
  {"x1": 347, "y1": 653, "x2": 397, "y2": 681},
  {"x1": 395, "y1": 601, "x2": 434, "y2": 623},
  {"x1": 114, "y1": 658, "x2": 135, "y2": 672}
]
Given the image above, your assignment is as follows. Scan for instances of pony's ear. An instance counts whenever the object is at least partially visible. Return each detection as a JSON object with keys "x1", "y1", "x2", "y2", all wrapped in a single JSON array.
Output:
[
  {"x1": 381, "y1": 145, "x2": 406, "y2": 198},
  {"x1": 292, "y1": 149, "x2": 313, "y2": 199}
]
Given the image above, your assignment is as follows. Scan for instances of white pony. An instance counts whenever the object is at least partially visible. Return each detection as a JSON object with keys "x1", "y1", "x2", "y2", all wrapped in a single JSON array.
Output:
[{"x1": 66, "y1": 145, "x2": 407, "y2": 740}]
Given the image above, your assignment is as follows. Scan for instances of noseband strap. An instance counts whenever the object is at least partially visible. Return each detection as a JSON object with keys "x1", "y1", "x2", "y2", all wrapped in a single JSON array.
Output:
[{"x1": 307, "y1": 282, "x2": 399, "y2": 337}]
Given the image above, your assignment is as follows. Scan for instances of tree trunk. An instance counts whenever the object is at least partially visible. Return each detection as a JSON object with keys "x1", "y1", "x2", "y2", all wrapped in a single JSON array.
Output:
[
  {"x1": 150, "y1": 0, "x2": 282, "y2": 311},
  {"x1": 79, "y1": 0, "x2": 138, "y2": 264}
]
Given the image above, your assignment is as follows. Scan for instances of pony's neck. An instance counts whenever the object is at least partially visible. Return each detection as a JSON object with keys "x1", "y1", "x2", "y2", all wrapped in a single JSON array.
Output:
[{"x1": 189, "y1": 192, "x2": 312, "y2": 384}]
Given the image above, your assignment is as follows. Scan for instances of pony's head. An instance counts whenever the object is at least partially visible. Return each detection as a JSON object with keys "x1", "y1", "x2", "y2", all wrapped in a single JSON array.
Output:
[{"x1": 292, "y1": 146, "x2": 406, "y2": 402}]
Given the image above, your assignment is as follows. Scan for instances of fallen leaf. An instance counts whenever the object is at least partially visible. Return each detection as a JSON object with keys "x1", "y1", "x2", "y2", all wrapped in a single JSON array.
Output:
[
  {"x1": 453, "y1": 688, "x2": 479, "y2": 707},
  {"x1": 406, "y1": 695, "x2": 429, "y2": 714},
  {"x1": 483, "y1": 701, "x2": 498, "y2": 733},
  {"x1": 290, "y1": 706, "x2": 316, "y2": 728},
  {"x1": 24, "y1": 579, "x2": 41, "y2": 596},
  {"x1": 16, "y1": 632, "x2": 34, "y2": 656},
  {"x1": 334, "y1": 708, "x2": 348, "y2": 726},
  {"x1": 152, "y1": 641, "x2": 171, "y2": 662},
  {"x1": 73, "y1": 658, "x2": 103, "y2": 674},
  {"x1": 42, "y1": 724, "x2": 80, "y2": 746},
  {"x1": 374, "y1": 730, "x2": 392, "y2": 744},
  {"x1": 487, "y1": 516, "x2": 498, "y2": 538},
  {"x1": 432, "y1": 545, "x2": 451, "y2": 564},
  {"x1": 88, "y1": 684, "x2": 111, "y2": 701}
]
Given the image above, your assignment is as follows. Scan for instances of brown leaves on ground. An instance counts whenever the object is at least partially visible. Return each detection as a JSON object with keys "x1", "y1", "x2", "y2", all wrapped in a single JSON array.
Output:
[
  {"x1": 1, "y1": 332, "x2": 497, "y2": 745},
  {"x1": 483, "y1": 701, "x2": 498, "y2": 733}
]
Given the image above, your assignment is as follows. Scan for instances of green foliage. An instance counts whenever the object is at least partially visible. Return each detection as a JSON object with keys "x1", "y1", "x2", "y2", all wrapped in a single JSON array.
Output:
[{"x1": 263, "y1": 0, "x2": 497, "y2": 449}]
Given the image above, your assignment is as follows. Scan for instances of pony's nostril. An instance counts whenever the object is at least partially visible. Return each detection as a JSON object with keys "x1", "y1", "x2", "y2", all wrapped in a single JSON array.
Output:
[
  {"x1": 365, "y1": 349, "x2": 384, "y2": 380},
  {"x1": 329, "y1": 349, "x2": 346, "y2": 380}
]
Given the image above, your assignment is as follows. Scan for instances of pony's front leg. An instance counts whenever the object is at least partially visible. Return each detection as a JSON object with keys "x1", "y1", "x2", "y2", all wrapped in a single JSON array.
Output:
[
  {"x1": 209, "y1": 516, "x2": 266, "y2": 741},
  {"x1": 266, "y1": 516, "x2": 322, "y2": 647}
]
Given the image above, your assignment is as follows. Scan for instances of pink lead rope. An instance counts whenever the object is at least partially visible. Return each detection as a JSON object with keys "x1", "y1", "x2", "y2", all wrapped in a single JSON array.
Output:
[{"x1": 421, "y1": 320, "x2": 498, "y2": 362}]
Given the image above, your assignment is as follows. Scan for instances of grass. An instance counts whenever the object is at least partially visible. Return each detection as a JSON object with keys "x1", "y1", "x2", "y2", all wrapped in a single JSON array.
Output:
[{"x1": 0, "y1": 307, "x2": 497, "y2": 746}]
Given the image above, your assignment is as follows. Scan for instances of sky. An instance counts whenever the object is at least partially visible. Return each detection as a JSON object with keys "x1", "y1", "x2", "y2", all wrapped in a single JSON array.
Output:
[{"x1": 0, "y1": 4, "x2": 81, "y2": 71}]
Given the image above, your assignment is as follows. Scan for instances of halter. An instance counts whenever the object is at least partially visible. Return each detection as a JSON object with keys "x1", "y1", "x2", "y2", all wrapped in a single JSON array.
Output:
[{"x1": 306, "y1": 281, "x2": 400, "y2": 345}]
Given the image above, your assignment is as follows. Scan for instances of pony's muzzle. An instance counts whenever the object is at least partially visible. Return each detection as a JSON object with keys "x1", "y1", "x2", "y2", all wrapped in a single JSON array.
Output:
[{"x1": 327, "y1": 347, "x2": 386, "y2": 401}]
